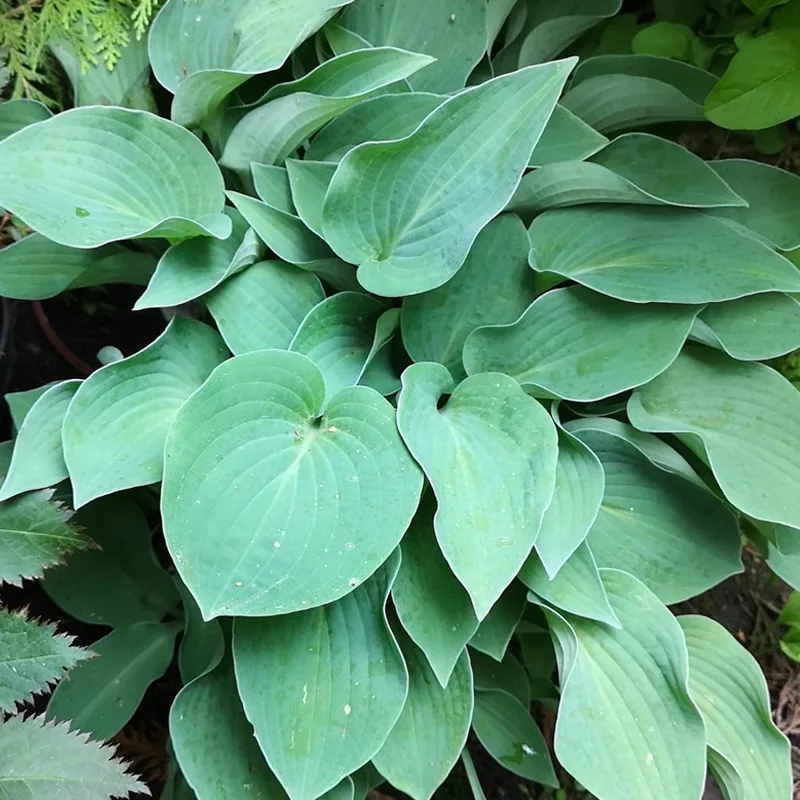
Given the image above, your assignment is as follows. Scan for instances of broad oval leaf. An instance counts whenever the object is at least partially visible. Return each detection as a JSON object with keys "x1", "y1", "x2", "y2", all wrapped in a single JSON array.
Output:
[
  {"x1": 163, "y1": 349, "x2": 423, "y2": 619},
  {"x1": 63, "y1": 317, "x2": 228, "y2": 508},
  {"x1": 233, "y1": 556, "x2": 408, "y2": 800},
  {"x1": 0, "y1": 98, "x2": 51, "y2": 141},
  {"x1": 528, "y1": 206, "x2": 800, "y2": 303},
  {"x1": 528, "y1": 104, "x2": 609, "y2": 167},
  {"x1": 321, "y1": 59, "x2": 576, "y2": 297},
  {"x1": 396, "y1": 362, "x2": 558, "y2": 620},
  {"x1": 0, "y1": 107, "x2": 229, "y2": 248},
  {"x1": 286, "y1": 159, "x2": 337, "y2": 239},
  {"x1": 252, "y1": 164, "x2": 296, "y2": 213}
]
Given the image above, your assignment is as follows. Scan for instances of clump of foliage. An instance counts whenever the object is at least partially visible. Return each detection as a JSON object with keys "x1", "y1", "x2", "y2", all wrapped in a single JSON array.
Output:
[{"x1": 1, "y1": 1, "x2": 800, "y2": 799}]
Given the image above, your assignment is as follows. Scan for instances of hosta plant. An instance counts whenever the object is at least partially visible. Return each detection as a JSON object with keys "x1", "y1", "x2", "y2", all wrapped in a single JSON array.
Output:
[{"x1": 0, "y1": 1, "x2": 798, "y2": 799}]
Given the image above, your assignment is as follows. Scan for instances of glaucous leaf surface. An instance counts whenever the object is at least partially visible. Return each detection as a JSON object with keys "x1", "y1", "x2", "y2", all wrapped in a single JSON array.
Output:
[
  {"x1": 163, "y1": 349, "x2": 422, "y2": 619},
  {"x1": 401, "y1": 215, "x2": 537, "y2": 382},
  {"x1": 547, "y1": 570, "x2": 706, "y2": 800},
  {"x1": 286, "y1": 159, "x2": 337, "y2": 239},
  {"x1": 528, "y1": 206, "x2": 800, "y2": 303},
  {"x1": 468, "y1": 582, "x2": 527, "y2": 662},
  {"x1": 321, "y1": 60, "x2": 575, "y2": 297},
  {"x1": 6, "y1": 388, "x2": 52, "y2": 432},
  {"x1": 397, "y1": 363, "x2": 558, "y2": 620},
  {"x1": 470, "y1": 649, "x2": 530, "y2": 708},
  {"x1": 252, "y1": 164, "x2": 296, "y2": 213},
  {"x1": 679, "y1": 615, "x2": 792, "y2": 800},
  {"x1": 174, "y1": 577, "x2": 224, "y2": 685},
  {"x1": 528, "y1": 104, "x2": 609, "y2": 167},
  {"x1": 629, "y1": 348, "x2": 800, "y2": 530},
  {"x1": 0, "y1": 98, "x2": 51, "y2": 140},
  {"x1": 233, "y1": 556, "x2": 407, "y2": 800},
  {"x1": 0, "y1": 107, "x2": 229, "y2": 248},
  {"x1": 63, "y1": 317, "x2": 228, "y2": 507}
]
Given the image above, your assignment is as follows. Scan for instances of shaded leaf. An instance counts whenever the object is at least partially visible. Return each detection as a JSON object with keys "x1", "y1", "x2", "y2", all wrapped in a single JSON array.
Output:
[
  {"x1": 528, "y1": 104, "x2": 609, "y2": 167},
  {"x1": 469, "y1": 582, "x2": 527, "y2": 662}
]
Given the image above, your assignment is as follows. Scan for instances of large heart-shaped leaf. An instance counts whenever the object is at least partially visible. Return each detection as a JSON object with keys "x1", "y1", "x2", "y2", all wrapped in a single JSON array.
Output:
[
  {"x1": 528, "y1": 104, "x2": 609, "y2": 166},
  {"x1": 321, "y1": 60, "x2": 575, "y2": 297},
  {"x1": 0, "y1": 107, "x2": 229, "y2": 248},
  {"x1": 233, "y1": 555, "x2": 407, "y2": 800},
  {"x1": 397, "y1": 362, "x2": 558, "y2": 619},
  {"x1": 528, "y1": 206, "x2": 800, "y2": 303},
  {"x1": 163, "y1": 349, "x2": 423, "y2": 619}
]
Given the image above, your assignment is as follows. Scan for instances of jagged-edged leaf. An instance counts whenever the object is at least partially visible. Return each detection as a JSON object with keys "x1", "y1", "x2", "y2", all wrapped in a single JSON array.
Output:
[
  {"x1": 0, "y1": 610, "x2": 88, "y2": 713},
  {"x1": 373, "y1": 629, "x2": 473, "y2": 800},
  {"x1": 339, "y1": 0, "x2": 486, "y2": 92},
  {"x1": 149, "y1": 0, "x2": 349, "y2": 126},
  {"x1": 0, "y1": 98, "x2": 51, "y2": 140},
  {"x1": 0, "y1": 234, "x2": 155, "y2": 300},
  {"x1": 0, "y1": 107, "x2": 229, "y2": 248},
  {"x1": 528, "y1": 206, "x2": 800, "y2": 303},
  {"x1": 472, "y1": 689, "x2": 557, "y2": 786},
  {"x1": 1, "y1": 380, "x2": 80, "y2": 500},
  {"x1": 397, "y1": 363, "x2": 558, "y2": 620},
  {"x1": 0, "y1": 715, "x2": 146, "y2": 799},
  {"x1": 63, "y1": 317, "x2": 227, "y2": 507},
  {"x1": 175, "y1": 577, "x2": 224, "y2": 685},
  {"x1": 233, "y1": 555, "x2": 407, "y2": 800},
  {"x1": 392, "y1": 493, "x2": 478, "y2": 688},
  {"x1": 679, "y1": 615, "x2": 792, "y2": 800},
  {"x1": 221, "y1": 48, "x2": 435, "y2": 171},
  {"x1": 42, "y1": 495, "x2": 179, "y2": 628},
  {"x1": 707, "y1": 159, "x2": 800, "y2": 251},
  {"x1": 46, "y1": 622, "x2": 180, "y2": 740},
  {"x1": 546, "y1": 570, "x2": 706, "y2": 800},
  {"x1": 468, "y1": 582, "x2": 527, "y2": 662},
  {"x1": 470, "y1": 650, "x2": 530, "y2": 708},
  {"x1": 163, "y1": 349, "x2": 423, "y2": 619},
  {"x1": 322, "y1": 60, "x2": 575, "y2": 297},
  {"x1": 206, "y1": 261, "x2": 325, "y2": 355},
  {"x1": 569, "y1": 423, "x2": 742, "y2": 603},
  {"x1": 401, "y1": 215, "x2": 537, "y2": 382},
  {"x1": 528, "y1": 103, "x2": 609, "y2": 166},
  {"x1": 307, "y1": 92, "x2": 446, "y2": 162},
  {"x1": 697, "y1": 293, "x2": 800, "y2": 361},
  {"x1": 286, "y1": 159, "x2": 337, "y2": 239},
  {"x1": 465, "y1": 286, "x2": 697, "y2": 401},
  {"x1": 522, "y1": 543, "x2": 619, "y2": 626},
  {"x1": 629, "y1": 348, "x2": 800, "y2": 530}
]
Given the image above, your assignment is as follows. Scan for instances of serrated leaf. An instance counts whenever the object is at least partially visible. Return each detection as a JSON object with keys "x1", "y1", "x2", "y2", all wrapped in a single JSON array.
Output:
[
  {"x1": 286, "y1": 159, "x2": 337, "y2": 239},
  {"x1": 163, "y1": 349, "x2": 423, "y2": 619},
  {"x1": 468, "y1": 582, "x2": 527, "y2": 662},
  {"x1": 528, "y1": 104, "x2": 609, "y2": 167},
  {"x1": 63, "y1": 317, "x2": 228, "y2": 508},
  {"x1": 0, "y1": 98, "x2": 51, "y2": 141},
  {"x1": 46, "y1": 622, "x2": 180, "y2": 740},
  {"x1": 206, "y1": 261, "x2": 325, "y2": 355},
  {"x1": 233, "y1": 555, "x2": 407, "y2": 800},
  {"x1": 401, "y1": 215, "x2": 537, "y2": 382},
  {"x1": 321, "y1": 60, "x2": 575, "y2": 297},
  {"x1": 0, "y1": 610, "x2": 88, "y2": 713},
  {"x1": 528, "y1": 206, "x2": 800, "y2": 303},
  {"x1": 629, "y1": 348, "x2": 800, "y2": 530},
  {"x1": 397, "y1": 363, "x2": 558, "y2": 620},
  {"x1": 0, "y1": 715, "x2": 146, "y2": 799},
  {"x1": 0, "y1": 107, "x2": 229, "y2": 248},
  {"x1": 175, "y1": 577, "x2": 224, "y2": 685},
  {"x1": 546, "y1": 570, "x2": 706, "y2": 800}
]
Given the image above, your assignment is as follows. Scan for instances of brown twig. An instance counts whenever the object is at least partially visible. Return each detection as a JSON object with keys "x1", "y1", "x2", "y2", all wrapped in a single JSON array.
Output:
[
  {"x1": 0, "y1": 0, "x2": 45, "y2": 21},
  {"x1": 31, "y1": 301, "x2": 93, "y2": 376}
]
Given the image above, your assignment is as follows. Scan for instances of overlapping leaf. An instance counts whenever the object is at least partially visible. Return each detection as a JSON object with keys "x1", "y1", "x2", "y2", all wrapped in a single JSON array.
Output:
[
  {"x1": 469, "y1": 582, "x2": 527, "y2": 662},
  {"x1": 286, "y1": 159, "x2": 338, "y2": 238},
  {"x1": 0, "y1": 98, "x2": 51, "y2": 140},
  {"x1": 528, "y1": 104, "x2": 609, "y2": 166}
]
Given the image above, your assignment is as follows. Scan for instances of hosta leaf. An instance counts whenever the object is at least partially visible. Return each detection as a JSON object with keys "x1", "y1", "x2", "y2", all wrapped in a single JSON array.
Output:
[
  {"x1": 306, "y1": 92, "x2": 446, "y2": 162},
  {"x1": 679, "y1": 615, "x2": 792, "y2": 800},
  {"x1": 472, "y1": 689, "x2": 557, "y2": 786},
  {"x1": 470, "y1": 649, "x2": 530, "y2": 708},
  {"x1": 392, "y1": 493, "x2": 479, "y2": 688},
  {"x1": 528, "y1": 104, "x2": 609, "y2": 167},
  {"x1": 707, "y1": 159, "x2": 800, "y2": 251},
  {"x1": 324, "y1": 22, "x2": 374, "y2": 55},
  {"x1": 0, "y1": 107, "x2": 229, "y2": 248},
  {"x1": 0, "y1": 98, "x2": 51, "y2": 140},
  {"x1": 339, "y1": 0, "x2": 486, "y2": 92},
  {"x1": 206, "y1": 261, "x2": 325, "y2": 355},
  {"x1": 6, "y1": 387, "x2": 53, "y2": 430},
  {"x1": 320, "y1": 779, "x2": 355, "y2": 800},
  {"x1": 163, "y1": 349, "x2": 423, "y2": 619},
  {"x1": 546, "y1": 570, "x2": 706, "y2": 800},
  {"x1": 175, "y1": 576, "x2": 224, "y2": 685},
  {"x1": 42, "y1": 496, "x2": 179, "y2": 628},
  {"x1": 569, "y1": 422, "x2": 742, "y2": 603},
  {"x1": 528, "y1": 206, "x2": 800, "y2": 303},
  {"x1": 397, "y1": 363, "x2": 558, "y2": 620},
  {"x1": 465, "y1": 286, "x2": 697, "y2": 401},
  {"x1": 0, "y1": 715, "x2": 146, "y2": 799},
  {"x1": 172, "y1": 657, "x2": 289, "y2": 800},
  {"x1": 629, "y1": 348, "x2": 800, "y2": 530},
  {"x1": 468, "y1": 582, "x2": 527, "y2": 662},
  {"x1": 233, "y1": 555, "x2": 408, "y2": 800},
  {"x1": 0, "y1": 234, "x2": 155, "y2": 300},
  {"x1": 149, "y1": 0, "x2": 349, "y2": 127},
  {"x1": 401, "y1": 215, "x2": 537, "y2": 382},
  {"x1": 221, "y1": 48, "x2": 435, "y2": 171},
  {"x1": 321, "y1": 60, "x2": 575, "y2": 297},
  {"x1": 768, "y1": 541, "x2": 800, "y2": 590},
  {"x1": 1, "y1": 380, "x2": 80, "y2": 500},
  {"x1": 461, "y1": 749, "x2": 488, "y2": 800},
  {"x1": 286, "y1": 159, "x2": 337, "y2": 238},
  {"x1": 351, "y1": 764, "x2": 383, "y2": 800},
  {"x1": 373, "y1": 630, "x2": 473, "y2": 800},
  {"x1": 46, "y1": 622, "x2": 180, "y2": 740},
  {"x1": 522, "y1": 543, "x2": 620, "y2": 626},
  {"x1": 63, "y1": 317, "x2": 228, "y2": 507},
  {"x1": 0, "y1": 610, "x2": 88, "y2": 713},
  {"x1": 252, "y1": 164, "x2": 296, "y2": 213}
]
